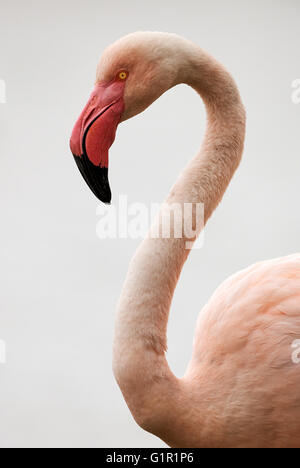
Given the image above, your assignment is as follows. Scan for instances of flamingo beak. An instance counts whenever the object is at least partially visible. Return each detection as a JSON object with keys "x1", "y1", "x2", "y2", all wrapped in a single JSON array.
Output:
[{"x1": 70, "y1": 80, "x2": 125, "y2": 204}]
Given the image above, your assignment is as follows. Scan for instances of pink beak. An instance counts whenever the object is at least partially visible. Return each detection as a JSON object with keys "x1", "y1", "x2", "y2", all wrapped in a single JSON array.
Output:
[{"x1": 70, "y1": 79, "x2": 126, "y2": 203}]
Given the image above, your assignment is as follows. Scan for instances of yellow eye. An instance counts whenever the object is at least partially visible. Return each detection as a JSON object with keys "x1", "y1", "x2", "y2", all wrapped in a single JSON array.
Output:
[{"x1": 118, "y1": 71, "x2": 128, "y2": 80}]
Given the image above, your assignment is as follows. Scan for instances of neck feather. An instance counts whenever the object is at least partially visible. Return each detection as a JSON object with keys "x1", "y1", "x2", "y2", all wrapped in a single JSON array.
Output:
[
  {"x1": 169, "y1": 43, "x2": 246, "y2": 218},
  {"x1": 113, "y1": 42, "x2": 246, "y2": 444}
]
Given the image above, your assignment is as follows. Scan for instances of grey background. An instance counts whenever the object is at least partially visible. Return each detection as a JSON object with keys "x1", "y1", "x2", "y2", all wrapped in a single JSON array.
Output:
[{"x1": 0, "y1": 0, "x2": 299, "y2": 448}]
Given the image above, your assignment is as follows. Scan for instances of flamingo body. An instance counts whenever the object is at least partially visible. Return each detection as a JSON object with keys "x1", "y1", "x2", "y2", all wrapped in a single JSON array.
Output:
[{"x1": 185, "y1": 254, "x2": 300, "y2": 447}]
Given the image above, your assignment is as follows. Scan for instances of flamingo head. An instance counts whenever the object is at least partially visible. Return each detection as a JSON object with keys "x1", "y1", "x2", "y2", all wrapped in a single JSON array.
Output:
[{"x1": 70, "y1": 32, "x2": 187, "y2": 203}]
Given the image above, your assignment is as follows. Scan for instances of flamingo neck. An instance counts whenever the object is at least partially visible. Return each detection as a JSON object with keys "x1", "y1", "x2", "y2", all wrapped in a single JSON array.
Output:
[
  {"x1": 168, "y1": 44, "x2": 246, "y2": 220},
  {"x1": 113, "y1": 44, "x2": 246, "y2": 443}
]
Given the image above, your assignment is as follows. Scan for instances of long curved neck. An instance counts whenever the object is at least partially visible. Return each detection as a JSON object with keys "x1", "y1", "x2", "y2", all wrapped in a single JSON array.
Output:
[
  {"x1": 113, "y1": 44, "x2": 246, "y2": 438},
  {"x1": 170, "y1": 44, "x2": 246, "y2": 213}
]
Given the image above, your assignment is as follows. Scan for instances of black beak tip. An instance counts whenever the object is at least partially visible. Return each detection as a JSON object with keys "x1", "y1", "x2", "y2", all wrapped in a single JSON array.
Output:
[
  {"x1": 73, "y1": 153, "x2": 112, "y2": 204},
  {"x1": 101, "y1": 191, "x2": 112, "y2": 205}
]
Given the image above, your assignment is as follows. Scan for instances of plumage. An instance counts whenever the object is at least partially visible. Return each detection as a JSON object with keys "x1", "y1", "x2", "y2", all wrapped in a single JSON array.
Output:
[{"x1": 71, "y1": 32, "x2": 300, "y2": 448}]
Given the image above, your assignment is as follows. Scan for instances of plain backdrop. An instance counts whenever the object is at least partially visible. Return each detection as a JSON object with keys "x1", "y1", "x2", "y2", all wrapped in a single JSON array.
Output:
[{"x1": 0, "y1": 0, "x2": 299, "y2": 448}]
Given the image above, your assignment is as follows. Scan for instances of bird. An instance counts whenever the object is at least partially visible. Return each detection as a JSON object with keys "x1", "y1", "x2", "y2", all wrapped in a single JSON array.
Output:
[{"x1": 70, "y1": 32, "x2": 300, "y2": 448}]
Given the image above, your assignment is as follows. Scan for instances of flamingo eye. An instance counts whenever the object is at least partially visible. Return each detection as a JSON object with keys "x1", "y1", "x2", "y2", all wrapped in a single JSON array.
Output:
[{"x1": 118, "y1": 71, "x2": 128, "y2": 80}]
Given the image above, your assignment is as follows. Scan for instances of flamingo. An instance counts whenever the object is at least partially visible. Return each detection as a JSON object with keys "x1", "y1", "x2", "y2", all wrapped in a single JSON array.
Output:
[{"x1": 70, "y1": 32, "x2": 300, "y2": 448}]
